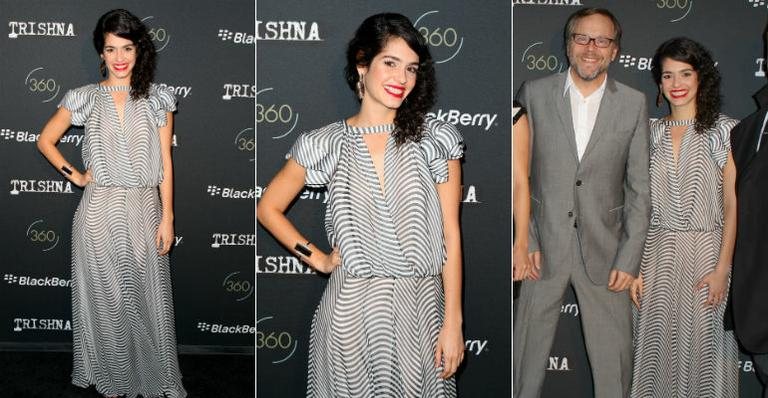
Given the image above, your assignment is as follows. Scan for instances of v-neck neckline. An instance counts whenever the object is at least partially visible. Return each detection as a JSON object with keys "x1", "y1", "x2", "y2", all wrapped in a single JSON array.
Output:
[
  {"x1": 106, "y1": 91, "x2": 129, "y2": 129},
  {"x1": 362, "y1": 134, "x2": 391, "y2": 198},
  {"x1": 99, "y1": 84, "x2": 130, "y2": 129},
  {"x1": 345, "y1": 121, "x2": 395, "y2": 199},
  {"x1": 662, "y1": 119, "x2": 694, "y2": 169}
]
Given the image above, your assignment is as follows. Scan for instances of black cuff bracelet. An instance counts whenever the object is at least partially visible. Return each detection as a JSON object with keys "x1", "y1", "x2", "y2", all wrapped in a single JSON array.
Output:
[
  {"x1": 61, "y1": 165, "x2": 73, "y2": 175},
  {"x1": 294, "y1": 242, "x2": 312, "y2": 257}
]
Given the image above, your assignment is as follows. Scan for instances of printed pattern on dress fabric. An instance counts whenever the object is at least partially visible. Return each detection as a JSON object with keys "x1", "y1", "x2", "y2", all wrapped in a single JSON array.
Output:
[
  {"x1": 631, "y1": 115, "x2": 739, "y2": 398},
  {"x1": 307, "y1": 270, "x2": 456, "y2": 398},
  {"x1": 61, "y1": 84, "x2": 186, "y2": 398},
  {"x1": 287, "y1": 117, "x2": 463, "y2": 397}
]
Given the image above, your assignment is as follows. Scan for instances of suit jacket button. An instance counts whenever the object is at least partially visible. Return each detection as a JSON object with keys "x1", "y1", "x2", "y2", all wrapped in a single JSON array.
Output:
[
  {"x1": 576, "y1": 180, "x2": 582, "y2": 186},
  {"x1": 568, "y1": 211, "x2": 573, "y2": 217}
]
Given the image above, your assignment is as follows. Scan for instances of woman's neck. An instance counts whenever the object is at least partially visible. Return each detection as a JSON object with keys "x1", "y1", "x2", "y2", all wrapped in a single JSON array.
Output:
[
  {"x1": 348, "y1": 102, "x2": 396, "y2": 127},
  {"x1": 669, "y1": 103, "x2": 696, "y2": 121},
  {"x1": 102, "y1": 76, "x2": 131, "y2": 87}
]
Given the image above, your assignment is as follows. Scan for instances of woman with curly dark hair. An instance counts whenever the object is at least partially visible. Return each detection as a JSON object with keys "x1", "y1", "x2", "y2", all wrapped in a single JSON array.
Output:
[
  {"x1": 630, "y1": 37, "x2": 739, "y2": 397},
  {"x1": 37, "y1": 9, "x2": 186, "y2": 398},
  {"x1": 258, "y1": 12, "x2": 464, "y2": 397}
]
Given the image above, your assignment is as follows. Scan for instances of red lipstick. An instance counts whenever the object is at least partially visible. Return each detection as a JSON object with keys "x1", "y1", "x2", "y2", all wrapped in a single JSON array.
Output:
[{"x1": 384, "y1": 84, "x2": 405, "y2": 99}]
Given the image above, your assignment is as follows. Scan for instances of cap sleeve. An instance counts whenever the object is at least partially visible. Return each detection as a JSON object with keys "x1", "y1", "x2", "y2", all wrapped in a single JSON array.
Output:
[
  {"x1": 58, "y1": 87, "x2": 95, "y2": 126},
  {"x1": 420, "y1": 119, "x2": 464, "y2": 183},
  {"x1": 648, "y1": 118, "x2": 664, "y2": 156},
  {"x1": 285, "y1": 124, "x2": 341, "y2": 187},
  {"x1": 709, "y1": 115, "x2": 737, "y2": 170},
  {"x1": 149, "y1": 85, "x2": 177, "y2": 127}
]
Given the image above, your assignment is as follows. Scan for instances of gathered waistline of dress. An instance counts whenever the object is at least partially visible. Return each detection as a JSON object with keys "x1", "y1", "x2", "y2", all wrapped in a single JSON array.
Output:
[
  {"x1": 341, "y1": 268, "x2": 443, "y2": 280},
  {"x1": 87, "y1": 183, "x2": 158, "y2": 191},
  {"x1": 649, "y1": 225, "x2": 722, "y2": 233}
]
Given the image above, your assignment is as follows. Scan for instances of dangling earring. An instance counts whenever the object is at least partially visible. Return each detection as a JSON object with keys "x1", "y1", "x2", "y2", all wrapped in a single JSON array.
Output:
[
  {"x1": 357, "y1": 75, "x2": 365, "y2": 99},
  {"x1": 656, "y1": 90, "x2": 664, "y2": 107},
  {"x1": 99, "y1": 60, "x2": 107, "y2": 77}
]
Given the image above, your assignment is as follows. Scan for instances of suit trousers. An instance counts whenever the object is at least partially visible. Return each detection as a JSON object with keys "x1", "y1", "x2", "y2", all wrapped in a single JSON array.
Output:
[{"x1": 513, "y1": 235, "x2": 633, "y2": 398}]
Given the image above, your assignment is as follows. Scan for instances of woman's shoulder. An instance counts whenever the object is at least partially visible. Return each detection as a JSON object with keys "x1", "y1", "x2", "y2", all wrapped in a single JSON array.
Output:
[
  {"x1": 421, "y1": 115, "x2": 463, "y2": 149},
  {"x1": 300, "y1": 120, "x2": 346, "y2": 140},
  {"x1": 148, "y1": 83, "x2": 176, "y2": 99},
  {"x1": 421, "y1": 115, "x2": 463, "y2": 147},
  {"x1": 423, "y1": 115, "x2": 460, "y2": 135},
  {"x1": 714, "y1": 114, "x2": 739, "y2": 130},
  {"x1": 649, "y1": 117, "x2": 666, "y2": 130}
]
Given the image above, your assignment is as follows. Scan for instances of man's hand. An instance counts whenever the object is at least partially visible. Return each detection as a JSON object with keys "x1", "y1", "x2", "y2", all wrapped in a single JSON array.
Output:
[
  {"x1": 527, "y1": 251, "x2": 542, "y2": 280},
  {"x1": 630, "y1": 274, "x2": 643, "y2": 308},
  {"x1": 608, "y1": 269, "x2": 634, "y2": 292}
]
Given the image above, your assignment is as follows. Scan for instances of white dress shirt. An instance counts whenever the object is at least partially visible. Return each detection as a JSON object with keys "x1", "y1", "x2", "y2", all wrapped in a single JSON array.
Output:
[{"x1": 564, "y1": 69, "x2": 607, "y2": 160}]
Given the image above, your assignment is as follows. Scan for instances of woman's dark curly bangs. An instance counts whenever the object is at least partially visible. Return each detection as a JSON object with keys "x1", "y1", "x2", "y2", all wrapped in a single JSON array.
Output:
[
  {"x1": 344, "y1": 13, "x2": 437, "y2": 145},
  {"x1": 652, "y1": 37, "x2": 721, "y2": 134},
  {"x1": 93, "y1": 9, "x2": 156, "y2": 100}
]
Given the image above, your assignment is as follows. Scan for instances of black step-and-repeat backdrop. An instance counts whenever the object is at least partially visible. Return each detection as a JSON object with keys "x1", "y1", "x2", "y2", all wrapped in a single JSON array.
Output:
[
  {"x1": 257, "y1": 1, "x2": 511, "y2": 396},
  {"x1": 514, "y1": 1, "x2": 766, "y2": 396},
  {"x1": 0, "y1": 0, "x2": 254, "y2": 353}
]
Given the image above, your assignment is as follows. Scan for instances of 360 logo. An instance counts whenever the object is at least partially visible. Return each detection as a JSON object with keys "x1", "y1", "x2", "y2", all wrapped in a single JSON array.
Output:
[
  {"x1": 257, "y1": 87, "x2": 299, "y2": 140},
  {"x1": 141, "y1": 16, "x2": 171, "y2": 52},
  {"x1": 25, "y1": 67, "x2": 60, "y2": 103},
  {"x1": 520, "y1": 42, "x2": 566, "y2": 74},
  {"x1": 222, "y1": 271, "x2": 253, "y2": 301},
  {"x1": 234, "y1": 127, "x2": 254, "y2": 162},
  {"x1": 413, "y1": 11, "x2": 463, "y2": 64},
  {"x1": 655, "y1": 0, "x2": 693, "y2": 22},
  {"x1": 256, "y1": 316, "x2": 298, "y2": 364},
  {"x1": 26, "y1": 219, "x2": 60, "y2": 251}
]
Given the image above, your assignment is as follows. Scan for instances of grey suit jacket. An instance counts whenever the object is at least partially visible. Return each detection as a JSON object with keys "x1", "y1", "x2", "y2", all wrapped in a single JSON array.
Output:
[{"x1": 519, "y1": 72, "x2": 651, "y2": 284}]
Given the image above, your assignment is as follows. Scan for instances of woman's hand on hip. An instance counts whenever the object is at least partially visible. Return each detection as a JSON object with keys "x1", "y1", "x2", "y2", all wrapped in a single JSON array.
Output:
[
  {"x1": 75, "y1": 169, "x2": 92, "y2": 188},
  {"x1": 314, "y1": 246, "x2": 341, "y2": 274}
]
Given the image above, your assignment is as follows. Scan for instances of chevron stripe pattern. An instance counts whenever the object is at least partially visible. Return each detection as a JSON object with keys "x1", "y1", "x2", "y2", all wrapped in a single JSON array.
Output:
[
  {"x1": 60, "y1": 84, "x2": 186, "y2": 398},
  {"x1": 631, "y1": 116, "x2": 739, "y2": 398},
  {"x1": 287, "y1": 117, "x2": 463, "y2": 397}
]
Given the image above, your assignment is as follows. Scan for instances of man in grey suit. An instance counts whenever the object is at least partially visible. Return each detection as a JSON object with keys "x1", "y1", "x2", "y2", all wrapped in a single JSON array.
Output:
[{"x1": 513, "y1": 8, "x2": 650, "y2": 397}]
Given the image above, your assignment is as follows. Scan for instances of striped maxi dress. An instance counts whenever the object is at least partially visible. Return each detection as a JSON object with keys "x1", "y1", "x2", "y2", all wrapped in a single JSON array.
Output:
[
  {"x1": 287, "y1": 117, "x2": 463, "y2": 398},
  {"x1": 60, "y1": 83, "x2": 186, "y2": 398},
  {"x1": 631, "y1": 115, "x2": 739, "y2": 397}
]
